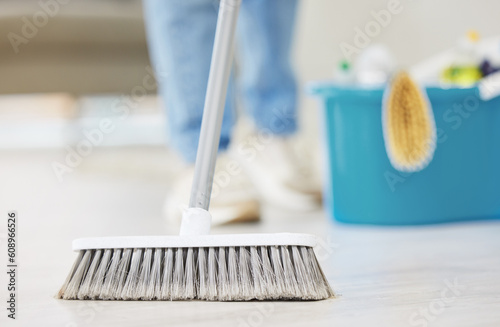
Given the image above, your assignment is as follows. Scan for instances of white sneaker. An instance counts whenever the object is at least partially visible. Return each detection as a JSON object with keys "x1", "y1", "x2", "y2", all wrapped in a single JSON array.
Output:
[
  {"x1": 230, "y1": 131, "x2": 322, "y2": 212},
  {"x1": 163, "y1": 153, "x2": 260, "y2": 226}
]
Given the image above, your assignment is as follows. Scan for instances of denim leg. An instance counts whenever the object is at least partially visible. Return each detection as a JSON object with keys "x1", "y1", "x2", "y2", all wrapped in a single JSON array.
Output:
[
  {"x1": 237, "y1": 0, "x2": 298, "y2": 135},
  {"x1": 143, "y1": 0, "x2": 235, "y2": 163}
]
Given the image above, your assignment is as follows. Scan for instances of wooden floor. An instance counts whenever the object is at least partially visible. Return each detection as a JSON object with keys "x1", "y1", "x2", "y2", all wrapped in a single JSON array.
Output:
[{"x1": 1, "y1": 148, "x2": 499, "y2": 327}]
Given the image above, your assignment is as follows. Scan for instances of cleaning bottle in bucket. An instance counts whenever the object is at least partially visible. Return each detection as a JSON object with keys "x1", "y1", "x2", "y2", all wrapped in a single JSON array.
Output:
[{"x1": 441, "y1": 30, "x2": 483, "y2": 86}]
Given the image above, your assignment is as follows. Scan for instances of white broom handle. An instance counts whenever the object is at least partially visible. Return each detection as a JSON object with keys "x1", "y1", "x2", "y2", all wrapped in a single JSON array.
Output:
[{"x1": 189, "y1": 0, "x2": 241, "y2": 210}]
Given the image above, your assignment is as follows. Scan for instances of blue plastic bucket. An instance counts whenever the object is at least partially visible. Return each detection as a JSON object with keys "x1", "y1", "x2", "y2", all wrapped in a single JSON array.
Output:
[{"x1": 309, "y1": 83, "x2": 500, "y2": 225}]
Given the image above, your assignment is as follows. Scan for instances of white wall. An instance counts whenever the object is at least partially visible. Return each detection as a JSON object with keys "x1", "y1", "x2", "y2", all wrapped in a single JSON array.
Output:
[{"x1": 294, "y1": 0, "x2": 500, "y2": 80}]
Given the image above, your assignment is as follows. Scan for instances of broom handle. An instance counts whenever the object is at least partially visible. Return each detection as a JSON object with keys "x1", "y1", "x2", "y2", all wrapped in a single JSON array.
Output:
[{"x1": 189, "y1": 0, "x2": 241, "y2": 210}]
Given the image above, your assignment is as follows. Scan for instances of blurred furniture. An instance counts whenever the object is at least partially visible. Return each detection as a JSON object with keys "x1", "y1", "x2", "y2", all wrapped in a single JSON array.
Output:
[{"x1": 0, "y1": 0, "x2": 155, "y2": 95}]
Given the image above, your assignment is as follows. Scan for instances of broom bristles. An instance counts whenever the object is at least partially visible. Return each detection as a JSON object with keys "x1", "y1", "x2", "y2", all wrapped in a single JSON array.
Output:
[{"x1": 57, "y1": 245, "x2": 334, "y2": 301}]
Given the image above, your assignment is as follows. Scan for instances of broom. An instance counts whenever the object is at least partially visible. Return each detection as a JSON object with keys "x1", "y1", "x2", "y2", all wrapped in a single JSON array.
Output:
[{"x1": 57, "y1": 0, "x2": 334, "y2": 301}]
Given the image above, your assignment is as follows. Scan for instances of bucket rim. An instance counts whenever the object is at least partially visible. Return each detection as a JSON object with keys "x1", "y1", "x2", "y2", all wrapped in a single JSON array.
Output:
[{"x1": 307, "y1": 81, "x2": 481, "y2": 102}]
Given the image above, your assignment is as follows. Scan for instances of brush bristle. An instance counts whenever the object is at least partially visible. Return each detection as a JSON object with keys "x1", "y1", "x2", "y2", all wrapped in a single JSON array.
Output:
[
  {"x1": 57, "y1": 246, "x2": 334, "y2": 301},
  {"x1": 384, "y1": 71, "x2": 436, "y2": 172}
]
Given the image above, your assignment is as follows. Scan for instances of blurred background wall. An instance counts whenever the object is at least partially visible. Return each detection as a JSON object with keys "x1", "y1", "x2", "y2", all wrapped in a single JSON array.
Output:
[
  {"x1": 296, "y1": 0, "x2": 500, "y2": 78},
  {"x1": 0, "y1": 0, "x2": 499, "y2": 148}
]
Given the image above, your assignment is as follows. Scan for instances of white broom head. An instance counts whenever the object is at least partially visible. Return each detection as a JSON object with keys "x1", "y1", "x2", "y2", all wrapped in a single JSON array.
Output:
[{"x1": 57, "y1": 233, "x2": 334, "y2": 301}]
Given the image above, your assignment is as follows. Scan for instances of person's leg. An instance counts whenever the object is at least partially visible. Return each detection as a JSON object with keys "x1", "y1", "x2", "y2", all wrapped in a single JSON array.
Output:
[
  {"x1": 237, "y1": 0, "x2": 298, "y2": 135},
  {"x1": 232, "y1": 0, "x2": 320, "y2": 211},
  {"x1": 143, "y1": 0, "x2": 259, "y2": 225},
  {"x1": 143, "y1": 0, "x2": 235, "y2": 163}
]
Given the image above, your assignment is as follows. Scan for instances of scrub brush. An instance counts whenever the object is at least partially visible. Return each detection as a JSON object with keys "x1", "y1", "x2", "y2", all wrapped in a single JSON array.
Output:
[
  {"x1": 57, "y1": 0, "x2": 334, "y2": 301},
  {"x1": 382, "y1": 71, "x2": 437, "y2": 172}
]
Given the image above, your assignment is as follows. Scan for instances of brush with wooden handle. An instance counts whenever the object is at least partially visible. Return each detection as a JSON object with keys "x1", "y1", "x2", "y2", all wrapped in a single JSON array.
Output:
[{"x1": 383, "y1": 71, "x2": 437, "y2": 172}]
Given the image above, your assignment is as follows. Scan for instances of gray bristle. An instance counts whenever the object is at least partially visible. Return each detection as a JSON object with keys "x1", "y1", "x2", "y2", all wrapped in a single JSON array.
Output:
[
  {"x1": 144, "y1": 248, "x2": 163, "y2": 300},
  {"x1": 77, "y1": 250, "x2": 102, "y2": 299},
  {"x1": 217, "y1": 247, "x2": 228, "y2": 299},
  {"x1": 260, "y1": 246, "x2": 276, "y2": 297},
  {"x1": 292, "y1": 246, "x2": 312, "y2": 298},
  {"x1": 89, "y1": 249, "x2": 112, "y2": 299},
  {"x1": 184, "y1": 248, "x2": 196, "y2": 299},
  {"x1": 100, "y1": 248, "x2": 122, "y2": 300},
  {"x1": 112, "y1": 248, "x2": 132, "y2": 299},
  {"x1": 121, "y1": 248, "x2": 143, "y2": 300},
  {"x1": 281, "y1": 246, "x2": 301, "y2": 298},
  {"x1": 135, "y1": 248, "x2": 153, "y2": 299},
  {"x1": 63, "y1": 250, "x2": 91, "y2": 300},
  {"x1": 207, "y1": 247, "x2": 218, "y2": 300},
  {"x1": 250, "y1": 247, "x2": 265, "y2": 299},
  {"x1": 171, "y1": 248, "x2": 184, "y2": 299},
  {"x1": 57, "y1": 250, "x2": 84, "y2": 299},
  {"x1": 270, "y1": 246, "x2": 286, "y2": 297},
  {"x1": 160, "y1": 248, "x2": 173, "y2": 300},
  {"x1": 239, "y1": 247, "x2": 252, "y2": 300},
  {"x1": 57, "y1": 245, "x2": 334, "y2": 301},
  {"x1": 227, "y1": 247, "x2": 239, "y2": 300}
]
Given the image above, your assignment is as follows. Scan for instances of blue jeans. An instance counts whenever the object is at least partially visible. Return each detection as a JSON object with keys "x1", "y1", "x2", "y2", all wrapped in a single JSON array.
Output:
[{"x1": 143, "y1": 0, "x2": 298, "y2": 163}]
